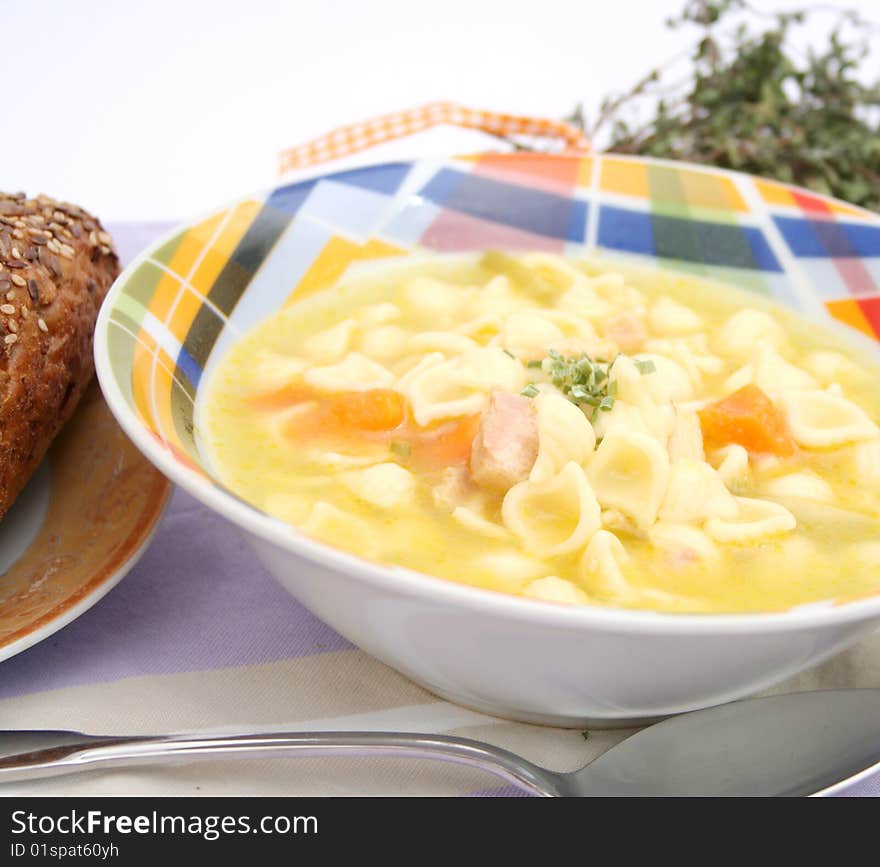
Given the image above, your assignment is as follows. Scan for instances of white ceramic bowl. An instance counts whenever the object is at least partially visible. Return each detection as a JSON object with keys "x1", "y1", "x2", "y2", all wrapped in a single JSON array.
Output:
[{"x1": 95, "y1": 154, "x2": 880, "y2": 726}]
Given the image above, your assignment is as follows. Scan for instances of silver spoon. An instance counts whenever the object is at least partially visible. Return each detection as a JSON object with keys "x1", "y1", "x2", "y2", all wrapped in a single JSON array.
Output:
[{"x1": 2, "y1": 689, "x2": 879, "y2": 795}]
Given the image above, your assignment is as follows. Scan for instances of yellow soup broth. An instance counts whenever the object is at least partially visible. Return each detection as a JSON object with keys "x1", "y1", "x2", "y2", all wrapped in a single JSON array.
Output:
[{"x1": 202, "y1": 254, "x2": 880, "y2": 613}]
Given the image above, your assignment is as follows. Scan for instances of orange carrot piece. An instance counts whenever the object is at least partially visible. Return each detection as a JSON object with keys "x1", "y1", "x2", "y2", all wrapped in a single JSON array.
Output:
[
  {"x1": 255, "y1": 379, "x2": 478, "y2": 466},
  {"x1": 410, "y1": 415, "x2": 481, "y2": 469},
  {"x1": 327, "y1": 389, "x2": 407, "y2": 432},
  {"x1": 251, "y1": 383, "x2": 405, "y2": 432},
  {"x1": 698, "y1": 384, "x2": 796, "y2": 456}
]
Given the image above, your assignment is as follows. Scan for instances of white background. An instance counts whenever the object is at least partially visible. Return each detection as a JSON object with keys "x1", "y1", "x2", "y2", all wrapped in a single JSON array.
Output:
[{"x1": 3, "y1": 0, "x2": 878, "y2": 221}]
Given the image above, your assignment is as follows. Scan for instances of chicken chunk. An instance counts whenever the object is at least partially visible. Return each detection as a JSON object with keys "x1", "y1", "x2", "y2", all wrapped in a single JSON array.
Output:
[
  {"x1": 432, "y1": 466, "x2": 474, "y2": 511},
  {"x1": 603, "y1": 312, "x2": 647, "y2": 352},
  {"x1": 469, "y1": 391, "x2": 539, "y2": 493}
]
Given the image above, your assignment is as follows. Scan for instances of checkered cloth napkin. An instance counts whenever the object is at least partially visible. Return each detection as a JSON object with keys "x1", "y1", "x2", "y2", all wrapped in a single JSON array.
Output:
[{"x1": 2, "y1": 112, "x2": 878, "y2": 796}]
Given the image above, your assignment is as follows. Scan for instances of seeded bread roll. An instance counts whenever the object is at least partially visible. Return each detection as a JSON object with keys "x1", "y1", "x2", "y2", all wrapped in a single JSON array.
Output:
[{"x1": 0, "y1": 192, "x2": 119, "y2": 520}]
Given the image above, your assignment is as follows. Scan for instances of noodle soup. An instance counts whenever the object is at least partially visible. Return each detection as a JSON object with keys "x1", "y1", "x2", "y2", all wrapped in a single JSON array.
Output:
[{"x1": 202, "y1": 254, "x2": 880, "y2": 613}]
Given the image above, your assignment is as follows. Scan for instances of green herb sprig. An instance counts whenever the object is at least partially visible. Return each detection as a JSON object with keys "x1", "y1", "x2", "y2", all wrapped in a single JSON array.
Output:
[
  {"x1": 497, "y1": 1, "x2": 880, "y2": 212},
  {"x1": 599, "y1": 2, "x2": 880, "y2": 210}
]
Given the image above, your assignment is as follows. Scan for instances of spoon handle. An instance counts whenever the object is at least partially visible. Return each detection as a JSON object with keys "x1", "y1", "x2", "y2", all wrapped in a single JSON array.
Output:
[{"x1": 0, "y1": 731, "x2": 559, "y2": 795}]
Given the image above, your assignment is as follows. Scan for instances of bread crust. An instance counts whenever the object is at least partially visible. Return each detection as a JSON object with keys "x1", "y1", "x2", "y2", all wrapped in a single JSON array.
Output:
[{"x1": 0, "y1": 192, "x2": 119, "y2": 520}]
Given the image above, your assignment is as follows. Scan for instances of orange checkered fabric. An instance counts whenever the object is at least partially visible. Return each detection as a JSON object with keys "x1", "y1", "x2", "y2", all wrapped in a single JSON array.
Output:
[{"x1": 279, "y1": 102, "x2": 592, "y2": 175}]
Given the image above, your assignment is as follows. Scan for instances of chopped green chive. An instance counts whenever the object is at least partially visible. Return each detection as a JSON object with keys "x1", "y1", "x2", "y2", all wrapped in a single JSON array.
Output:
[
  {"x1": 539, "y1": 349, "x2": 623, "y2": 421},
  {"x1": 390, "y1": 441, "x2": 412, "y2": 459},
  {"x1": 523, "y1": 351, "x2": 649, "y2": 421}
]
